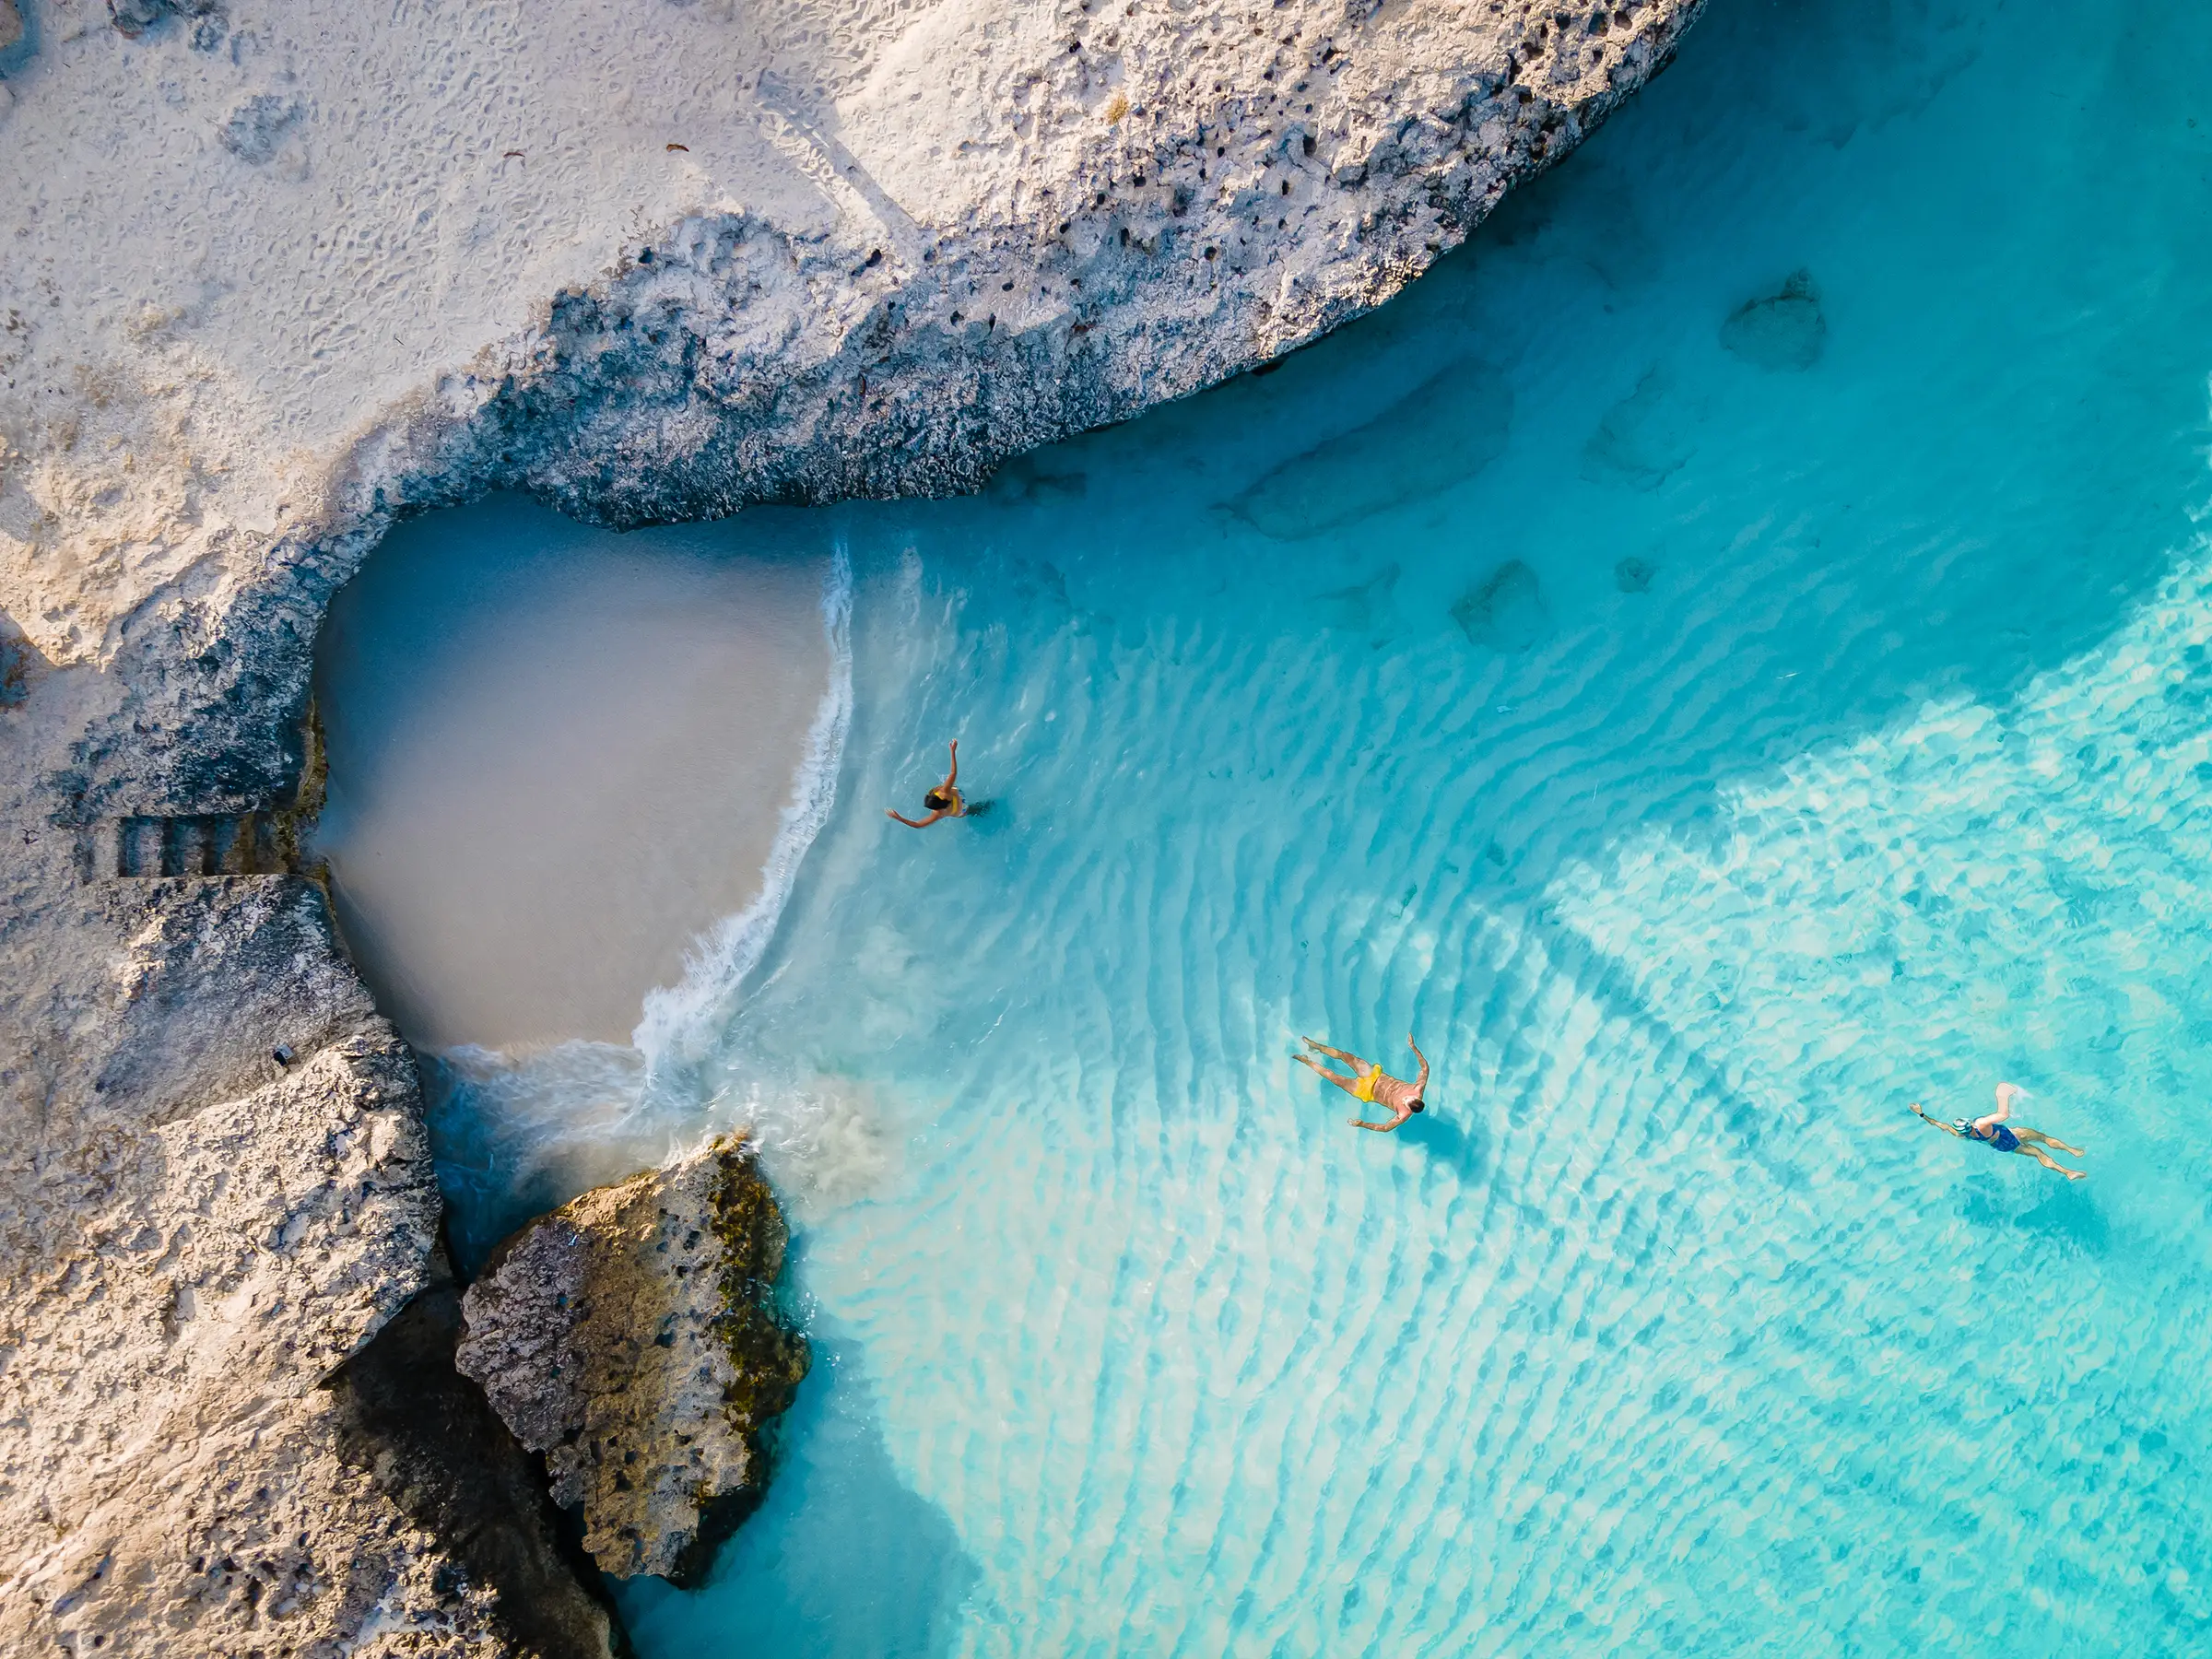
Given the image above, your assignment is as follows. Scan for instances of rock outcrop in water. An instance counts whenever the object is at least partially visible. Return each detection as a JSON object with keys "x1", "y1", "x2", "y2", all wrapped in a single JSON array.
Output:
[
  {"x1": 456, "y1": 1135, "x2": 809, "y2": 1585},
  {"x1": 0, "y1": 0, "x2": 1703, "y2": 1649},
  {"x1": 1721, "y1": 269, "x2": 1828, "y2": 371}
]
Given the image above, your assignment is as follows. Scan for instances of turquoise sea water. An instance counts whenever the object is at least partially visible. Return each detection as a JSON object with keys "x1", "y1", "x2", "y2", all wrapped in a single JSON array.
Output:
[{"x1": 401, "y1": 0, "x2": 2212, "y2": 1652}]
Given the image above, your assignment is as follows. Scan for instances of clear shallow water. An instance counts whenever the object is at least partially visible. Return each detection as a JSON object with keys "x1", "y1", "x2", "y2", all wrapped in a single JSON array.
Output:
[{"x1": 406, "y1": 0, "x2": 2212, "y2": 1651}]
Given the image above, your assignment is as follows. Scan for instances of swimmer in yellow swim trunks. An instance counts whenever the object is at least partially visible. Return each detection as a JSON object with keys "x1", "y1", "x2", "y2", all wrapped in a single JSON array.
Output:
[{"x1": 1295, "y1": 1033, "x2": 1429, "y2": 1132}]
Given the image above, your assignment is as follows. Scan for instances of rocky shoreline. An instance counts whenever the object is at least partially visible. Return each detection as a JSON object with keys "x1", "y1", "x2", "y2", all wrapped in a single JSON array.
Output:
[{"x1": 0, "y1": 0, "x2": 1701, "y2": 1649}]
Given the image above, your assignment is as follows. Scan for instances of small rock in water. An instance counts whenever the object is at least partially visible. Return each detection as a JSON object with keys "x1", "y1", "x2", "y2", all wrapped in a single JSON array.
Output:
[
  {"x1": 1615, "y1": 556, "x2": 1656, "y2": 594},
  {"x1": 218, "y1": 94, "x2": 304, "y2": 165},
  {"x1": 455, "y1": 1134, "x2": 809, "y2": 1585},
  {"x1": 1452, "y1": 559, "x2": 1548, "y2": 653},
  {"x1": 0, "y1": 0, "x2": 23, "y2": 53},
  {"x1": 1582, "y1": 368, "x2": 1693, "y2": 489},
  {"x1": 1721, "y1": 269, "x2": 1827, "y2": 371}
]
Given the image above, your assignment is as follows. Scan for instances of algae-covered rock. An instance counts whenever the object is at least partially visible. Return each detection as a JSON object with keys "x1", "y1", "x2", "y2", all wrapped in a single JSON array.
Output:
[{"x1": 456, "y1": 1135, "x2": 810, "y2": 1584}]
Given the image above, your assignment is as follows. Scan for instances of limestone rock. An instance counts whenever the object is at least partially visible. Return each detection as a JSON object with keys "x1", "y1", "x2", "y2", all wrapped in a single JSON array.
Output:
[
  {"x1": 0, "y1": 0, "x2": 22, "y2": 54},
  {"x1": 0, "y1": 874, "x2": 521, "y2": 1653},
  {"x1": 457, "y1": 1135, "x2": 810, "y2": 1584}
]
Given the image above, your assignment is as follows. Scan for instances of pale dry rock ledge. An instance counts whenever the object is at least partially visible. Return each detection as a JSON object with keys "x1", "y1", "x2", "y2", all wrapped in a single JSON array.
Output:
[
  {"x1": 0, "y1": 0, "x2": 1701, "y2": 1651},
  {"x1": 457, "y1": 1135, "x2": 809, "y2": 1587}
]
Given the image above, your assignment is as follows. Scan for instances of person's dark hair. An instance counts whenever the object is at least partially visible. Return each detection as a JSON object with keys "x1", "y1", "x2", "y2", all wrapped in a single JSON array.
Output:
[
  {"x1": 1409, "y1": 1100, "x2": 1425, "y2": 1113},
  {"x1": 924, "y1": 790, "x2": 950, "y2": 811}
]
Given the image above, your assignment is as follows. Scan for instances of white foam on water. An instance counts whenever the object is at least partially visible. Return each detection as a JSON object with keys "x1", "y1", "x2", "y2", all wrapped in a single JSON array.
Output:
[
  {"x1": 637, "y1": 543, "x2": 856, "y2": 1069},
  {"x1": 422, "y1": 547, "x2": 863, "y2": 1260}
]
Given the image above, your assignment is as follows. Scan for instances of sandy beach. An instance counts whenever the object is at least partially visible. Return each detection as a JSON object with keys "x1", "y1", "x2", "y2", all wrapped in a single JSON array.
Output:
[{"x1": 312, "y1": 496, "x2": 836, "y2": 1051}]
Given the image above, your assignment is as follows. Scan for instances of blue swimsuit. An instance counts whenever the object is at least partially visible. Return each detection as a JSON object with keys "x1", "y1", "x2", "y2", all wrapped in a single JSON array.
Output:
[{"x1": 1971, "y1": 1123, "x2": 2021, "y2": 1153}]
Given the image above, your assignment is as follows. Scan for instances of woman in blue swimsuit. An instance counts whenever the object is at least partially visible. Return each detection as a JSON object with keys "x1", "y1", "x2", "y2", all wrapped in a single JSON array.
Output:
[{"x1": 1910, "y1": 1082, "x2": 2086, "y2": 1180}]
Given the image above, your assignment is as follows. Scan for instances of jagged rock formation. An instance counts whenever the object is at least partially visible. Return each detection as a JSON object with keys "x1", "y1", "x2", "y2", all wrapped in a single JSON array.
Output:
[
  {"x1": 0, "y1": 0, "x2": 1702, "y2": 1651},
  {"x1": 327, "y1": 1254, "x2": 625, "y2": 1659},
  {"x1": 456, "y1": 1135, "x2": 809, "y2": 1585}
]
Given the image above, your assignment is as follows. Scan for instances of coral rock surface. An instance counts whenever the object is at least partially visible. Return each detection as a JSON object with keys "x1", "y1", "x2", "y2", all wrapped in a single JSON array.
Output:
[{"x1": 458, "y1": 1135, "x2": 810, "y2": 1584}]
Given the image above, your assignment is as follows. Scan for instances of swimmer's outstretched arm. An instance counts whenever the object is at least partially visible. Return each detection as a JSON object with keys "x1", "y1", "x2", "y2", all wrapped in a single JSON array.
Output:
[
  {"x1": 886, "y1": 806, "x2": 947, "y2": 829},
  {"x1": 943, "y1": 739, "x2": 959, "y2": 791},
  {"x1": 1349, "y1": 1103, "x2": 1412, "y2": 1133},
  {"x1": 1408, "y1": 1035, "x2": 1429, "y2": 1095},
  {"x1": 1909, "y1": 1102, "x2": 1961, "y2": 1136}
]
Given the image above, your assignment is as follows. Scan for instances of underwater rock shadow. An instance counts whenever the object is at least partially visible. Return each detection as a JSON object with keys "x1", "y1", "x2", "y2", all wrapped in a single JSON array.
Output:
[{"x1": 1227, "y1": 359, "x2": 1512, "y2": 540}]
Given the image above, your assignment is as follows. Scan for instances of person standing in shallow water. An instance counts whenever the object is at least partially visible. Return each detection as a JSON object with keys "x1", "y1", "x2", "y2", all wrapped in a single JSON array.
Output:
[
  {"x1": 1296, "y1": 1034, "x2": 1429, "y2": 1132},
  {"x1": 887, "y1": 739, "x2": 968, "y2": 829},
  {"x1": 1911, "y1": 1081, "x2": 2087, "y2": 1180}
]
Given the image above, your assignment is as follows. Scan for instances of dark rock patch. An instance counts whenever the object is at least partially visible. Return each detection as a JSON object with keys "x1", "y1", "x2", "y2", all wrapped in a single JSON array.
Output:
[
  {"x1": 1452, "y1": 559, "x2": 1548, "y2": 653},
  {"x1": 1721, "y1": 269, "x2": 1826, "y2": 371},
  {"x1": 219, "y1": 93, "x2": 304, "y2": 164},
  {"x1": 1231, "y1": 359, "x2": 1512, "y2": 539},
  {"x1": 1615, "y1": 556, "x2": 1656, "y2": 594},
  {"x1": 986, "y1": 453, "x2": 1088, "y2": 503},
  {"x1": 1583, "y1": 368, "x2": 1693, "y2": 488}
]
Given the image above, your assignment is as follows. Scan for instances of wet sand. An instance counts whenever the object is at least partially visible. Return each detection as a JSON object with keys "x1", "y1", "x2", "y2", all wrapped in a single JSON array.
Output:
[{"x1": 312, "y1": 496, "x2": 833, "y2": 1050}]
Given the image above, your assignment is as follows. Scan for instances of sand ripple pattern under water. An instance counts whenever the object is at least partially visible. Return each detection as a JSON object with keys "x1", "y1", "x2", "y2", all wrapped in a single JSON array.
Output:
[{"x1": 426, "y1": 0, "x2": 2212, "y2": 1652}]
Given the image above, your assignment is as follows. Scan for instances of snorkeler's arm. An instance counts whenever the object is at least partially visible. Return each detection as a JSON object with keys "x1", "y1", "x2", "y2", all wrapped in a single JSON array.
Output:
[
  {"x1": 1408, "y1": 1035, "x2": 1429, "y2": 1093},
  {"x1": 945, "y1": 739, "x2": 959, "y2": 790},
  {"x1": 886, "y1": 807, "x2": 944, "y2": 829},
  {"x1": 1909, "y1": 1102, "x2": 1959, "y2": 1136},
  {"x1": 1989, "y1": 1083, "x2": 2021, "y2": 1124}
]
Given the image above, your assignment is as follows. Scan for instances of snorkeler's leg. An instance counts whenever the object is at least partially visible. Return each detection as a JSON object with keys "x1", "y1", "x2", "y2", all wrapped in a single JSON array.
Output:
[{"x1": 2014, "y1": 1127, "x2": 2088, "y2": 1156}]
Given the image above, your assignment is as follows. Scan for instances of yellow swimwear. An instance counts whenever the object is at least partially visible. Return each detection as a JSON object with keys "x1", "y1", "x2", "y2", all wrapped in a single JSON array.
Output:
[{"x1": 1354, "y1": 1064, "x2": 1383, "y2": 1103}]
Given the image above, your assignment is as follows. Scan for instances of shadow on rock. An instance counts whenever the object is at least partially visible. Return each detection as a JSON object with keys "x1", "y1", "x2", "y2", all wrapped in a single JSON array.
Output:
[{"x1": 326, "y1": 1257, "x2": 627, "y2": 1659}]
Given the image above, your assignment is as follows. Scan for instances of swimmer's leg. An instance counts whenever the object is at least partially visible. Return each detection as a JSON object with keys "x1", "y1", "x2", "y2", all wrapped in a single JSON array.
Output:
[
  {"x1": 2014, "y1": 1127, "x2": 2086, "y2": 1157},
  {"x1": 1300, "y1": 1037, "x2": 1363, "y2": 1066},
  {"x1": 2018, "y1": 1143, "x2": 2086, "y2": 1180},
  {"x1": 1293, "y1": 1053, "x2": 1361, "y2": 1095}
]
